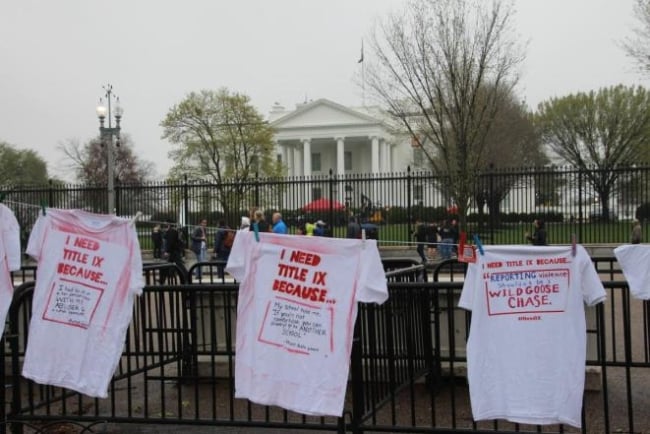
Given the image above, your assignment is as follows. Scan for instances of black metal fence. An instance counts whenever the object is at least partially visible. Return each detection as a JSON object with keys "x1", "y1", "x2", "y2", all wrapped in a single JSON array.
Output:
[
  {"x1": 4, "y1": 165, "x2": 650, "y2": 247},
  {"x1": 3, "y1": 257, "x2": 650, "y2": 433}
]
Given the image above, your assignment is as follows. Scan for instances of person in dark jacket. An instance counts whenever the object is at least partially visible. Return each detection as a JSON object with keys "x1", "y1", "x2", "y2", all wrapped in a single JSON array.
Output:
[
  {"x1": 213, "y1": 220, "x2": 232, "y2": 278},
  {"x1": 151, "y1": 224, "x2": 163, "y2": 259},
  {"x1": 413, "y1": 218, "x2": 427, "y2": 263},
  {"x1": 346, "y1": 216, "x2": 361, "y2": 239},
  {"x1": 438, "y1": 220, "x2": 455, "y2": 260},
  {"x1": 526, "y1": 219, "x2": 548, "y2": 246},
  {"x1": 160, "y1": 220, "x2": 186, "y2": 284},
  {"x1": 249, "y1": 209, "x2": 270, "y2": 233}
]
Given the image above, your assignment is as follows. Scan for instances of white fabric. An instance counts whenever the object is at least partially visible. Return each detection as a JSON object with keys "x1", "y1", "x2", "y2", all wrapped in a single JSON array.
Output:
[
  {"x1": 614, "y1": 244, "x2": 650, "y2": 299},
  {"x1": 226, "y1": 231, "x2": 388, "y2": 416},
  {"x1": 459, "y1": 245, "x2": 606, "y2": 428},
  {"x1": 23, "y1": 209, "x2": 144, "y2": 398},
  {"x1": 0, "y1": 204, "x2": 21, "y2": 337},
  {"x1": 0, "y1": 204, "x2": 21, "y2": 271}
]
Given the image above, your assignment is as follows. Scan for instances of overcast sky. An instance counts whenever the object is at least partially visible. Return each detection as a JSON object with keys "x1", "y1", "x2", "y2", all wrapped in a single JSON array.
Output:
[{"x1": 0, "y1": 0, "x2": 646, "y2": 181}]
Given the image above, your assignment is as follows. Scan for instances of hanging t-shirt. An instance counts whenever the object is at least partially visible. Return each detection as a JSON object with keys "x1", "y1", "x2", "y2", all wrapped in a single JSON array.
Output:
[
  {"x1": 22, "y1": 208, "x2": 144, "y2": 398},
  {"x1": 459, "y1": 245, "x2": 606, "y2": 428},
  {"x1": 613, "y1": 244, "x2": 650, "y2": 299},
  {"x1": 225, "y1": 231, "x2": 388, "y2": 416},
  {"x1": 0, "y1": 204, "x2": 22, "y2": 335}
]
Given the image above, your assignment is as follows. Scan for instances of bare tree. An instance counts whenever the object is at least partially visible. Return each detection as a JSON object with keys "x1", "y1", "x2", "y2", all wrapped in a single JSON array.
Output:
[
  {"x1": 365, "y1": 0, "x2": 525, "y2": 229},
  {"x1": 59, "y1": 135, "x2": 156, "y2": 214},
  {"x1": 623, "y1": 0, "x2": 650, "y2": 73},
  {"x1": 59, "y1": 135, "x2": 154, "y2": 185},
  {"x1": 474, "y1": 91, "x2": 547, "y2": 229}
]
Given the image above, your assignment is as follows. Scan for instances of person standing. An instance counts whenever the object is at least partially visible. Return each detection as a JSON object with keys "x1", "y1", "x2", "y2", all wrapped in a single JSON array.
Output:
[
  {"x1": 240, "y1": 216, "x2": 250, "y2": 231},
  {"x1": 151, "y1": 224, "x2": 163, "y2": 259},
  {"x1": 272, "y1": 212, "x2": 288, "y2": 234},
  {"x1": 160, "y1": 220, "x2": 185, "y2": 284},
  {"x1": 214, "y1": 219, "x2": 232, "y2": 279},
  {"x1": 631, "y1": 220, "x2": 642, "y2": 244},
  {"x1": 346, "y1": 216, "x2": 361, "y2": 239},
  {"x1": 526, "y1": 219, "x2": 548, "y2": 246},
  {"x1": 314, "y1": 220, "x2": 327, "y2": 236},
  {"x1": 250, "y1": 210, "x2": 270, "y2": 233},
  {"x1": 413, "y1": 218, "x2": 427, "y2": 263},
  {"x1": 450, "y1": 219, "x2": 459, "y2": 256},
  {"x1": 426, "y1": 221, "x2": 439, "y2": 260},
  {"x1": 191, "y1": 219, "x2": 208, "y2": 278},
  {"x1": 438, "y1": 220, "x2": 454, "y2": 260}
]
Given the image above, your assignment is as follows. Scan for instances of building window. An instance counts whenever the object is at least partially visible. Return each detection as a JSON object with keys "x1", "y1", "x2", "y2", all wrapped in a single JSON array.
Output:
[
  {"x1": 344, "y1": 151, "x2": 352, "y2": 171},
  {"x1": 312, "y1": 153, "x2": 321, "y2": 172},
  {"x1": 312, "y1": 187, "x2": 322, "y2": 200},
  {"x1": 277, "y1": 153, "x2": 282, "y2": 163}
]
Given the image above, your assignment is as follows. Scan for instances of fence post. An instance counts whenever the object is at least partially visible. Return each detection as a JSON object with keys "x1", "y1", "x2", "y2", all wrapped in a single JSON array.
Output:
[
  {"x1": 578, "y1": 168, "x2": 584, "y2": 242},
  {"x1": 407, "y1": 166, "x2": 412, "y2": 239},
  {"x1": 329, "y1": 169, "x2": 334, "y2": 236},
  {"x1": 349, "y1": 316, "x2": 364, "y2": 434},
  {"x1": 183, "y1": 175, "x2": 189, "y2": 227},
  {"x1": 48, "y1": 179, "x2": 54, "y2": 209},
  {"x1": 489, "y1": 163, "x2": 495, "y2": 243},
  {"x1": 255, "y1": 172, "x2": 260, "y2": 208},
  {"x1": 115, "y1": 179, "x2": 121, "y2": 216}
]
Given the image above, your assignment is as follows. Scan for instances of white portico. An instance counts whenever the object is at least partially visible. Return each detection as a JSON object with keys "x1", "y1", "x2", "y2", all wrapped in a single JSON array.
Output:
[{"x1": 270, "y1": 99, "x2": 406, "y2": 177}]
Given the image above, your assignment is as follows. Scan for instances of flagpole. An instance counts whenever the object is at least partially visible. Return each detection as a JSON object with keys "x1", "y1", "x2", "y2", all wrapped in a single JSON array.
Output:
[
  {"x1": 362, "y1": 55, "x2": 365, "y2": 107},
  {"x1": 359, "y1": 38, "x2": 365, "y2": 107}
]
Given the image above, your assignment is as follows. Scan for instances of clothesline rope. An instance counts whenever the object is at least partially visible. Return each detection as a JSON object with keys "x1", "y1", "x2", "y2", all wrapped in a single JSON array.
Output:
[{"x1": 3, "y1": 199, "x2": 469, "y2": 247}]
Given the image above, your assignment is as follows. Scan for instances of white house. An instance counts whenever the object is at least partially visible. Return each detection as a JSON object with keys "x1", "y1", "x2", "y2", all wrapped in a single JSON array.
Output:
[
  {"x1": 267, "y1": 98, "x2": 540, "y2": 215},
  {"x1": 270, "y1": 99, "x2": 415, "y2": 177}
]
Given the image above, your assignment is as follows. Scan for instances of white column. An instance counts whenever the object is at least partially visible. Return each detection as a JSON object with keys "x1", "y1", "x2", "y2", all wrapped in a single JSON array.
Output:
[
  {"x1": 281, "y1": 144, "x2": 289, "y2": 176},
  {"x1": 302, "y1": 138, "x2": 311, "y2": 177},
  {"x1": 294, "y1": 145, "x2": 303, "y2": 177},
  {"x1": 287, "y1": 145, "x2": 295, "y2": 176},
  {"x1": 371, "y1": 136, "x2": 380, "y2": 173},
  {"x1": 382, "y1": 141, "x2": 390, "y2": 172},
  {"x1": 336, "y1": 137, "x2": 345, "y2": 177}
]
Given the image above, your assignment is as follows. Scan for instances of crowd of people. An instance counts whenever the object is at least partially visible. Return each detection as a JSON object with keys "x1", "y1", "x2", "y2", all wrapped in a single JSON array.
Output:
[
  {"x1": 412, "y1": 218, "x2": 460, "y2": 264},
  {"x1": 154, "y1": 209, "x2": 642, "y2": 279},
  {"x1": 152, "y1": 209, "x2": 348, "y2": 280}
]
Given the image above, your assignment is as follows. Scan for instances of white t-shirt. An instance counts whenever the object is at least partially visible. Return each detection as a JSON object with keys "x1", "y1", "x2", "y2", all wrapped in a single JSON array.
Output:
[
  {"x1": 0, "y1": 204, "x2": 22, "y2": 335},
  {"x1": 23, "y1": 209, "x2": 144, "y2": 398},
  {"x1": 225, "y1": 231, "x2": 388, "y2": 416},
  {"x1": 613, "y1": 244, "x2": 650, "y2": 299},
  {"x1": 459, "y1": 245, "x2": 606, "y2": 428}
]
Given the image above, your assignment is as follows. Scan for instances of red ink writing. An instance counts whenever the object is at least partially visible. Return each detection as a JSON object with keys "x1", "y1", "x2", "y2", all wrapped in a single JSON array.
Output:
[
  {"x1": 277, "y1": 263, "x2": 309, "y2": 282},
  {"x1": 73, "y1": 237, "x2": 100, "y2": 251},
  {"x1": 290, "y1": 250, "x2": 321, "y2": 266},
  {"x1": 272, "y1": 279, "x2": 327, "y2": 302}
]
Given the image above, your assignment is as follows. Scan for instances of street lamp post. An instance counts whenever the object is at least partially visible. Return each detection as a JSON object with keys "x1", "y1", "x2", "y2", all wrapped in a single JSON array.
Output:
[{"x1": 96, "y1": 84, "x2": 123, "y2": 214}]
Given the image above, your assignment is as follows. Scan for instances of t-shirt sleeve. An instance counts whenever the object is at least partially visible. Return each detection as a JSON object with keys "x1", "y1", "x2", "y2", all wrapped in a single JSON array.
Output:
[
  {"x1": 2, "y1": 206, "x2": 21, "y2": 271},
  {"x1": 578, "y1": 246, "x2": 607, "y2": 306},
  {"x1": 26, "y1": 215, "x2": 47, "y2": 261},
  {"x1": 614, "y1": 245, "x2": 650, "y2": 300},
  {"x1": 356, "y1": 241, "x2": 388, "y2": 304},
  {"x1": 458, "y1": 262, "x2": 478, "y2": 311},
  {"x1": 225, "y1": 230, "x2": 249, "y2": 281}
]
